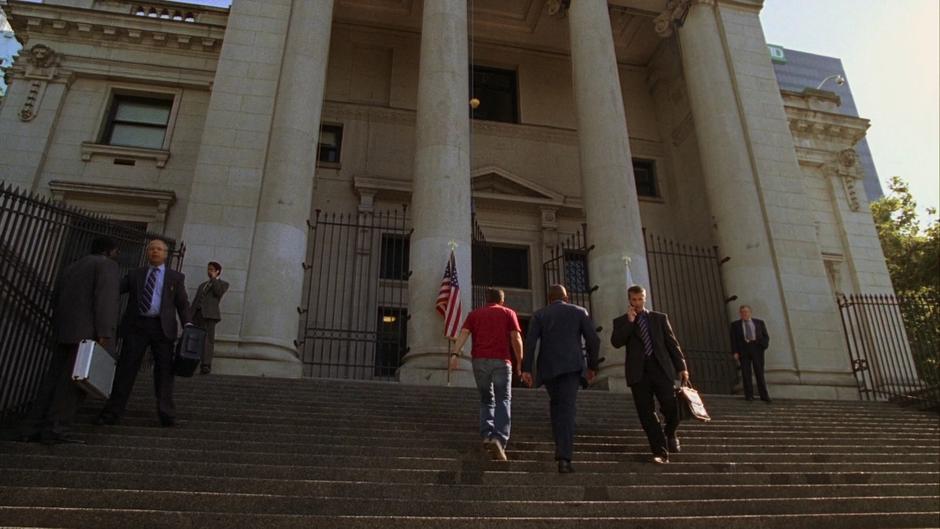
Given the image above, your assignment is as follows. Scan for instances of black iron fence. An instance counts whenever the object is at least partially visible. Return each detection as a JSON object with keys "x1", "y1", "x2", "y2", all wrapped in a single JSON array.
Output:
[
  {"x1": 644, "y1": 231, "x2": 737, "y2": 394},
  {"x1": 0, "y1": 183, "x2": 183, "y2": 422},
  {"x1": 838, "y1": 293, "x2": 939, "y2": 410},
  {"x1": 299, "y1": 209, "x2": 411, "y2": 379}
]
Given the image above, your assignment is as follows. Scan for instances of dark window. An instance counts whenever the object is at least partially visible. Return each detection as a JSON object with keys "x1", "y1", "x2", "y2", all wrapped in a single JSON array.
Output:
[
  {"x1": 375, "y1": 307, "x2": 407, "y2": 377},
  {"x1": 317, "y1": 124, "x2": 343, "y2": 164},
  {"x1": 564, "y1": 250, "x2": 589, "y2": 293},
  {"x1": 633, "y1": 159, "x2": 658, "y2": 198},
  {"x1": 471, "y1": 65, "x2": 518, "y2": 124},
  {"x1": 102, "y1": 95, "x2": 173, "y2": 149},
  {"x1": 473, "y1": 244, "x2": 529, "y2": 289},
  {"x1": 379, "y1": 234, "x2": 409, "y2": 280}
]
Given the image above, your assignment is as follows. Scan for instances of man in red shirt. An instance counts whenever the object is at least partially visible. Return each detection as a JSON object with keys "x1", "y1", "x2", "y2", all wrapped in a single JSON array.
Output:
[{"x1": 451, "y1": 288, "x2": 523, "y2": 461}]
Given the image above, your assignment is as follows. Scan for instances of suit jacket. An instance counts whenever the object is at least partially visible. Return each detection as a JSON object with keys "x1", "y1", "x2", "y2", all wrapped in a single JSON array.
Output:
[
  {"x1": 191, "y1": 278, "x2": 229, "y2": 321},
  {"x1": 522, "y1": 300, "x2": 600, "y2": 387},
  {"x1": 730, "y1": 318, "x2": 769, "y2": 354},
  {"x1": 119, "y1": 266, "x2": 190, "y2": 341},
  {"x1": 610, "y1": 310, "x2": 688, "y2": 386},
  {"x1": 52, "y1": 254, "x2": 121, "y2": 344}
]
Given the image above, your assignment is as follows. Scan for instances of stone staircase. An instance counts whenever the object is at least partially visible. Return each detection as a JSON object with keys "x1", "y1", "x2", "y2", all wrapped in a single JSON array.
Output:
[{"x1": 1, "y1": 375, "x2": 938, "y2": 528}]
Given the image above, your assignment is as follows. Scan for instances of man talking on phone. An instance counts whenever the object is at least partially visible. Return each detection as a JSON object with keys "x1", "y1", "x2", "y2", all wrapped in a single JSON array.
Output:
[{"x1": 610, "y1": 285, "x2": 689, "y2": 464}]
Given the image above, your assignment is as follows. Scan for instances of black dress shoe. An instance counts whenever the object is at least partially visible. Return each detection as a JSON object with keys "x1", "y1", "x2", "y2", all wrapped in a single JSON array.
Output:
[
  {"x1": 667, "y1": 436, "x2": 681, "y2": 453},
  {"x1": 159, "y1": 417, "x2": 177, "y2": 428},
  {"x1": 651, "y1": 455, "x2": 669, "y2": 465},
  {"x1": 200, "y1": 364, "x2": 211, "y2": 375},
  {"x1": 93, "y1": 414, "x2": 117, "y2": 426},
  {"x1": 39, "y1": 433, "x2": 85, "y2": 445},
  {"x1": 558, "y1": 460, "x2": 574, "y2": 474},
  {"x1": 744, "y1": 396, "x2": 754, "y2": 402},
  {"x1": 762, "y1": 398, "x2": 773, "y2": 404}
]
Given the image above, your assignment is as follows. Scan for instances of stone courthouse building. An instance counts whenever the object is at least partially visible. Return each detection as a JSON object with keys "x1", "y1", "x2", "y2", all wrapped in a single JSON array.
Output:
[{"x1": 0, "y1": 0, "x2": 897, "y2": 399}]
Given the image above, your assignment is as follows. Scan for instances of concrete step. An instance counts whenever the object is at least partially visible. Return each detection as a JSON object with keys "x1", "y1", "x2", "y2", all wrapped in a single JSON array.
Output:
[
  {"x1": 0, "y1": 374, "x2": 936, "y2": 529},
  {"x1": 0, "y1": 507, "x2": 937, "y2": 529},
  {"x1": 3, "y1": 487, "x2": 938, "y2": 518},
  {"x1": 3, "y1": 469, "x2": 936, "y2": 501}
]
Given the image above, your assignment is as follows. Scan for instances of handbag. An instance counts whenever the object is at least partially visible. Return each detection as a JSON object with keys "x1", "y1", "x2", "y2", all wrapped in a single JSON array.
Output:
[
  {"x1": 174, "y1": 325, "x2": 206, "y2": 377},
  {"x1": 676, "y1": 382, "x2": 711, "y2": 422}
]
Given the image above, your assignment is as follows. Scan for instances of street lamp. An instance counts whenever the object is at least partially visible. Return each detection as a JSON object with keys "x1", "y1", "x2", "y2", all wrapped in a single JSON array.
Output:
[{"x1": 816, "y1": 74, "x2": 846, "y2": 90}]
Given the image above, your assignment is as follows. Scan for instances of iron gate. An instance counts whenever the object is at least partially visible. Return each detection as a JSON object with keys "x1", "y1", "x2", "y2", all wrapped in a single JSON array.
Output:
[
  {"x1": 644, "y1": 231, "x2": 737, "y2": 394},
  {"x1": 838, "y1": 293, "x2": 939, "y2": 410},
  {"x1": 541, "y1": 227, "x2": 595, "y2": 312},
  {"x1": 299, "y1": 209, "x2": 411, "y2": 379}
]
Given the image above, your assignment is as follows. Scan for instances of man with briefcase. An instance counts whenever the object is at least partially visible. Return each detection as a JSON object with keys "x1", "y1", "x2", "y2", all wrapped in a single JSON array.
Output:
[
  {"x1": 96, "y1": 239, "x2": 190, "y2": 428},
  {"x1": 20, "y1": 237, "x2": 121, "y2": 445}
]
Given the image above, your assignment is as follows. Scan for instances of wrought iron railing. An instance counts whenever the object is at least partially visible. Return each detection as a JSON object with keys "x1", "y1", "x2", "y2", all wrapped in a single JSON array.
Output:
[
  {"x1": 0, "y1": 183, "x2": 182, "y2": 422},
  {"x1": 838, "y1": 293, "x2": 939, "y2": 410}
]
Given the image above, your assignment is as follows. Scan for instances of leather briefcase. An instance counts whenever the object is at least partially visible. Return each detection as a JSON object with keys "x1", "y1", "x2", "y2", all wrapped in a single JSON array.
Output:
[
  {"x1": 174, "y1": 325, "x2": 206, "y2": 378},
  {"x1": 72, "y1": 339, "x2": 116, "y2": 399},
  {"x1": 676, "y1": 383, "x2": 711, "y2": 422}
]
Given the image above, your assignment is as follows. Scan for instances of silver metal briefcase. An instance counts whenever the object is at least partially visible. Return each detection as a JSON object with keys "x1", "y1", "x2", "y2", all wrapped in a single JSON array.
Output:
[{"x1": 72, "y1": 339, "x2": 116, "y2": 399}]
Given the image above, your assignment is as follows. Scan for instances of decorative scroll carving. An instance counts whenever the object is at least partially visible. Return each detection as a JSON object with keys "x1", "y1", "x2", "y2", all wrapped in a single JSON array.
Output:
[
  {"x1": 653, "y1": 0, "x2": 715, "y2": 38},
  {"x1": 546, "y1": 0, "x2": 571, "y2": 17},
  {"x1": 18, "y1": 44, "x2": 63, "y2": 122},
  {"x1": 827, "y1": 148, "x2": 863, "y2": 212}
]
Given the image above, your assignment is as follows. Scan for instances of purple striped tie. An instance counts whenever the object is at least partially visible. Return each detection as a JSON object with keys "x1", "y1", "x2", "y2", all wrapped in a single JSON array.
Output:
[
  {"x1": 637, "y1": 312, "x2": 654, "y2": 357},
  {"x1": 139, "y1": 267, "x2": 158, "y2": 315}
]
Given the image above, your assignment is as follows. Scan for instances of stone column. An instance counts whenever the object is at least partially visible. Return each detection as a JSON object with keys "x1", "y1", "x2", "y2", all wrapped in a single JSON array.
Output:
[
  {"x1": 568, "y1": 0, "x2": 650, "y2": 391},
  {"x1": 398, "y1": 0, "x2": 474, "y2": 387},
  {"x1": 663, "y1": 0, "x2": 799, "y2": 378},
  {"x1": 239, "y1": 0, "x2": 335, "y2": 373}
]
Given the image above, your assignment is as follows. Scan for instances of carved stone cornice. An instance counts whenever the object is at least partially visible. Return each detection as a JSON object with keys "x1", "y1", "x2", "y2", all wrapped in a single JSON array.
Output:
[{"x1": 5, "y1": 0, "x2": 226, "y2": 53}]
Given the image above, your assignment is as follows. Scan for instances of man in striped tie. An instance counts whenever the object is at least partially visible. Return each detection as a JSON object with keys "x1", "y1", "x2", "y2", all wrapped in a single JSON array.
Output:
[
  {"x1": 610, "y1": 285, "x2": 689, "y2": 464},
  {"x1": 97, "y1": 239, "x2": 190, "y2": 427}
]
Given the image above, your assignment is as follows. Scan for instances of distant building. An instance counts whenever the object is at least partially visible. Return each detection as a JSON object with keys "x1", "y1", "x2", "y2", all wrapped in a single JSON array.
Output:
[
  {"x1": 1, "y1": 9, "x2": 22, "y2": 98},
  {"x1": 769, "y1": 44, "x2": 883, "y2": 201}
]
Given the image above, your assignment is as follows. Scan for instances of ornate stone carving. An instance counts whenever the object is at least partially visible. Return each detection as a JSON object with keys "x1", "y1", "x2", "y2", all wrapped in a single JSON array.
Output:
[
  {"x1": 546, "y1": 0, "x2": 570, "y2": 17},
  {"x1": 18, "y1": 44, "x2": 63, "y2": 122},
  {"x1": 826, "y1": 148, "x2": 863, "y2": 212},
  {"x1": 653, "y1": 0, "x2": 715, "y2": 38}
]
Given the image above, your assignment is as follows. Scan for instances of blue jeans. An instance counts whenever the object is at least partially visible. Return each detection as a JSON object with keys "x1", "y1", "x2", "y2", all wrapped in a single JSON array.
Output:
[{"x1": 473, "y1": 358, "x2": 512, "y2": 448}]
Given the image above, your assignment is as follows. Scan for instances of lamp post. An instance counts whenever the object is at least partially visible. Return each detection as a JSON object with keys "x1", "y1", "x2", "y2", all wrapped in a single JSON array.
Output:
[{"x1": 816, "y1": 74, "x2": 846, "y2": 90}]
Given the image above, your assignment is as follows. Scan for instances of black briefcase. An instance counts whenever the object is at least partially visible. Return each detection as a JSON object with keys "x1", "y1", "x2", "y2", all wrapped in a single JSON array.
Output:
[{"x1": 174, "y1": 325, "x2": 206, "y2": 377}]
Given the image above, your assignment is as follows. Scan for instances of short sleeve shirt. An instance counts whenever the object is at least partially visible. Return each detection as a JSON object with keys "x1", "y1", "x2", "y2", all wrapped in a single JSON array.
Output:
[{"x1": 462, "y1": 303, "x2": 522, "y2": 363}]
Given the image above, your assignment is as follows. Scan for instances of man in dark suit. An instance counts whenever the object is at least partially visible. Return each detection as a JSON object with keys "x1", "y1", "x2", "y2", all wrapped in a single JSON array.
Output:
[
  {"x1": 19, "y1": 237, "x2": 121, "y2": 444},
  {"x1": 190, "y1": 261, "x2": 229, "y2": 374},
  {"x1": 97, "y1": 238, "x2": 189, "y2": 427},
  {"x1": 521, "y1": 284, "x2": 600, "y2": 474},
  {"x1": 611, "y1": 285, "x2": 689, "y2": 464},
  {"x1": 730, "y1": 304, "x2": 771, "y2": 403}
]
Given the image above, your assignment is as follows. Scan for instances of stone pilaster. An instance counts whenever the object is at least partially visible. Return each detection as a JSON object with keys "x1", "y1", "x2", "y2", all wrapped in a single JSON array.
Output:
[
  {"x1": 398, "y1": 0, "x2": 474, "y2": 387},
  {"x1": 568, "y1": 0, "x2": 650, "y2": 392}
]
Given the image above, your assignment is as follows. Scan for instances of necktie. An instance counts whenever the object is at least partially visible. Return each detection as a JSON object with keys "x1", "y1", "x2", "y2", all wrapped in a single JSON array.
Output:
[
  {"x1": 745, "y1": 320, "x2": 755, "y2": 341},
  {"x1": 139, "y1": 267, "x2": 158, "y2": 314},
  {"x1": 637, "y1": 312, "x2": 654, "y2": 357}
]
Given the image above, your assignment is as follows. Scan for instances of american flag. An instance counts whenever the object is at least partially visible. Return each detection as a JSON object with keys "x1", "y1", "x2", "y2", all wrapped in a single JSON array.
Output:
[{"x1": 436, "y1": 250, "x2": 463, "y2": 339}]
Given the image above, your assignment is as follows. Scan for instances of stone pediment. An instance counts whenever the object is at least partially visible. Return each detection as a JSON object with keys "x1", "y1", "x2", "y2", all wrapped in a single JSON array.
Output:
[{"x1": 471, "y1": 166, "x2": 564, "y2": 203}]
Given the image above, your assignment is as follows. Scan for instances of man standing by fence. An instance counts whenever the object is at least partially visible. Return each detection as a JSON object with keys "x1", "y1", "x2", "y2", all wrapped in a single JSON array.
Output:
[
  {"x1": 96, "y1": 239, "x2": 189, "y2": 428},
  {"x1": 20, "y1": 237, "x2": 121, "y2": 444},
  {"x1": 449, "y1": 288, "x2": 523, "y2": 462},
  {"x1": 730, "y1": 304, "x2": 771, "y2": 403},
  {"x1": 190, "y1": 261, "x2": 229, "y2": 375}
]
